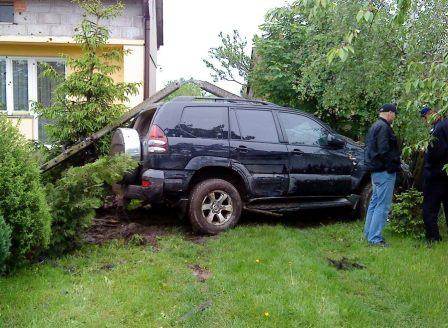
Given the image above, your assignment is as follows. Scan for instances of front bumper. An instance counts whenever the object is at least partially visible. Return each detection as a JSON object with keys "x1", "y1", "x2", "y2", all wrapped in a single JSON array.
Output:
[{"x1": 123, "y1": 169, "x2": 165, "y2": 203}]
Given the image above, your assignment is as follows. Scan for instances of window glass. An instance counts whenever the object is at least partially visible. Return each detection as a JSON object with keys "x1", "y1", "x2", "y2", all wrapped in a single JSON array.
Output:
[
  {"x1": 279, "y1": 112, "x2": 328, "y2": 146},
  {"x1": 236, "y1": 109, "x2": 278, "y2": 143},
  {"x1": 0, "y1": 2, "x2": 14, "y2": 23},
  {"x1": 229, "y1": 110, "x2": 241, "y2": 139},
  {"x1": 13, "y1": 60, "x2": 28, "y2": 111},
  {"x1": 179, "y1": 106, "x2": 228, "y2": 139},
  {"x1": 37, "y1": 61, "x2": 65, "y2": 142},
  {"x1": 0, "y1": 60, "x2": 5, "y2": 111},
  {"x1": 37, "y1": 61, "x2": 65, "y2": 106}
]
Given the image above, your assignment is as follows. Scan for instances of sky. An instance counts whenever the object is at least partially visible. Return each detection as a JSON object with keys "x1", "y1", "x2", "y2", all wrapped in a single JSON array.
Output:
[{"x1": 156, "y1": 0, "x2": 289, "y2": 95}]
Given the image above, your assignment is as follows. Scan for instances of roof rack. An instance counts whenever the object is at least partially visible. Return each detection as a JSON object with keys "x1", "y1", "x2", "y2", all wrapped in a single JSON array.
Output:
[{"x1": 170, "y1": 96, "x2": 273, "y2": 106}]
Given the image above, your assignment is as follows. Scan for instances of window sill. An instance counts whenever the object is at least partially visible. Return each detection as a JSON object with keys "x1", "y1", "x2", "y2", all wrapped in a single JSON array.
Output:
[{"x1": 7, "y1": 112, "x2": 34, "y2": 118}]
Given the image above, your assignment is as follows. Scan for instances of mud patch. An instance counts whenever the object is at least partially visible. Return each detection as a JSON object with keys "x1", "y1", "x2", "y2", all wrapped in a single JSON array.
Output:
[
  {"x1": 327, "y1": 257, "x2": 366, "y2": 270},
  {"x1": 99, "y1": 263, "x2": 116, "y2": 271},
  {"x1": 188, "y1": 264, "x2": 212, "y2": 282},
  {"x1": 85, "y1": 211, "x2": 172, "y2": 251}
]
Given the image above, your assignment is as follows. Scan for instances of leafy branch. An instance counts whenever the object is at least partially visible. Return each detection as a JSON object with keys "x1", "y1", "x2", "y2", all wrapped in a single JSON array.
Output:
[{"x1": 203, "y1": 30, "x2": 251, "y2": 88}]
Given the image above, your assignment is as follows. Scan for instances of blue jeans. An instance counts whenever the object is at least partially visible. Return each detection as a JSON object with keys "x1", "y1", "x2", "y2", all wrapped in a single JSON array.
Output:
[{"x1": 364, "y1": 171, "x2": 396, "y2": 244}]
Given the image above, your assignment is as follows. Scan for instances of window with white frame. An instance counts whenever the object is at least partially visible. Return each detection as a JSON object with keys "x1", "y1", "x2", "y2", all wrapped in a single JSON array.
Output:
[{"x1": 0, "y1": 57, "x2": 66, "y2": 142}]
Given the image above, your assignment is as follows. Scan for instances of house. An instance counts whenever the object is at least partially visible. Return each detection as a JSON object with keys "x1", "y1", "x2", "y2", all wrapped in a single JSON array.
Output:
[{"x1": 0, "y1": 0, "x2": 163, "y2": 141}]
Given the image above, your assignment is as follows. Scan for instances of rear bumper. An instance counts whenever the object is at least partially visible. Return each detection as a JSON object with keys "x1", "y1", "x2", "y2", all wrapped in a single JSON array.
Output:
[{"x1": 123, "y1": 169, "x2": 164, "y2": 203}]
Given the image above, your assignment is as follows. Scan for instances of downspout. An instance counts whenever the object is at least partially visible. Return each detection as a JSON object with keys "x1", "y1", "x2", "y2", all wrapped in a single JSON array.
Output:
[{"x1": 143, "y1": 0, "x2": 150, "y2": 99}]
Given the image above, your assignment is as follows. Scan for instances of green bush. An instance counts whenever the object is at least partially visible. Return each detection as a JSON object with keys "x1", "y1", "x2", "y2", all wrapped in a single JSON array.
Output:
[
  {"x1": 0, "y1": 215, "x2": 12, "y2": 274},
  {"x1": 0, "y1": 116, "x2": 52, "y2": 268},
  {"x1": 389, "y1": 189, "x2": 426, "y2": 239},
  {"x1": 46, "y1": 155, "x2": 137, "y2": 254}
]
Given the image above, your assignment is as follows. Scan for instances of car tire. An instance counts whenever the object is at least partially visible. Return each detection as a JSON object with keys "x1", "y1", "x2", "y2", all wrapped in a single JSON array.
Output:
[
  {"x1": 357, "y1": 182, "x2": 372, "y2": 220},
  {"x1": 189, "y1": 179, "x2": 242, "y2": 234}
]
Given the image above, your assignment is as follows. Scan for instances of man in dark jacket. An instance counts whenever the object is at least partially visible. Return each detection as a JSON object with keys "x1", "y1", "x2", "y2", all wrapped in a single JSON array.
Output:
[
  {"x1": 420, "y1": 107, "x2": 448, "y2": 242},
  {"x1": 364, "y1": 104, "x2": 401, "y2": 246}
]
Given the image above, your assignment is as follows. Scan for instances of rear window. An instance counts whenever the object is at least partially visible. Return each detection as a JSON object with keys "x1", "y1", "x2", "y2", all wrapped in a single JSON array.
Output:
[
  {"x1": 179, "y1": 106, "x2": 228, "y2": 139},
  {"x1": 236, "y1": 109, "x2": 279, "y2": 143}
]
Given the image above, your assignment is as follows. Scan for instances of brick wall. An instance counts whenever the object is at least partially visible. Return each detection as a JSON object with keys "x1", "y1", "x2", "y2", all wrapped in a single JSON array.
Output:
[{"x1": 0, "y1": 0, "x2": 144, "y2": 40}]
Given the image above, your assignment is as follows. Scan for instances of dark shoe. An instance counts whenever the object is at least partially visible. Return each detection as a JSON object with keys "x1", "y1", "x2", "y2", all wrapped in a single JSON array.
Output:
[
  {"x1": 427, "y1": 237, "x2": 442, "y2": 246},
  {"x1": 368, "y1": 241, "x2": 390, "y2": 248}
]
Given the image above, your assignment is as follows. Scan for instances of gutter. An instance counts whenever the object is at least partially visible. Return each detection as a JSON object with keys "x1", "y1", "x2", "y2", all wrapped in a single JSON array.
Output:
[{"x1": 143, "y1": 0, "x2": 150, "y2": 99}]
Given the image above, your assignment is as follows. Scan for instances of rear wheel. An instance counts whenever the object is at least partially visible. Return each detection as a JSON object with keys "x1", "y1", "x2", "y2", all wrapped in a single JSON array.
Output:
[{"x1": 189, "y1": 179, "x2": 242, "y2": 234}]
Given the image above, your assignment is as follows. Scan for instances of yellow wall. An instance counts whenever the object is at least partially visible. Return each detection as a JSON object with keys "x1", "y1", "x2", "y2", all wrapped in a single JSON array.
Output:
[
  {"x1": 0, "y1": 43, "x2": 124, "y2": 82},
  {"x1": 0, "y1": 42, "x2": 125, "y2": 140},
  {"x1": 9, "y1": 117, "x2": 35, "y2": 140}
]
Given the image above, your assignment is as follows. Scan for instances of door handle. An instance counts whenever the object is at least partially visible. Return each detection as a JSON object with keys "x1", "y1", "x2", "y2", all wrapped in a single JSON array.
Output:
[
  {"x1": 292, "y1": 148, "x2": 304, "y2": 154},
  {"x1": 237, "y1": 145, "x2": 248, "y2": 153}
]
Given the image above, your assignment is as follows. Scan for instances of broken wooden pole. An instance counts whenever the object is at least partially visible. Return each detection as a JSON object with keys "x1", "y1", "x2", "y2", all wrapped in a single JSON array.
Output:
[
  {"x1": 40, "y1": 81, "x2": 182, "y2": 172},
  {"x1": 193, "y1": 80, "x2": 244, "y2": 99}
]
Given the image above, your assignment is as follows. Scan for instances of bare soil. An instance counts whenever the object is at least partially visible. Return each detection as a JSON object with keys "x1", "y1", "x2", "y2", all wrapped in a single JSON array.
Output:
[
  {"x1": 84, "y1": 206, "x2": 181, "y2": 249},
  {"x1": 85, "y1": 206, "x2": 352, "y2": 247},
  {"x1": 188, "y1": 264, "x2": 212, "y2": 282}
]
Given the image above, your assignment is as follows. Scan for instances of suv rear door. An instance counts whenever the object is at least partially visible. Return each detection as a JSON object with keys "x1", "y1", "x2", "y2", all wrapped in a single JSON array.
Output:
[
  {"x1": 277, "y1": 111, "x2": 353, "y2": 197},
  {"x1": 173, "y1": 106, "x2": 230, "y2": 167},
  {"x1": 230, "y1": 108, "x2": 289, "y2": 197}
]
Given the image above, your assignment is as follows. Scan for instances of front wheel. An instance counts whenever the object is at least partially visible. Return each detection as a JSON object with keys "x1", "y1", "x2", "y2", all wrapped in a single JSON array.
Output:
[{"x1": 188, "y1": 179, "x2": 242, "y2": 234}]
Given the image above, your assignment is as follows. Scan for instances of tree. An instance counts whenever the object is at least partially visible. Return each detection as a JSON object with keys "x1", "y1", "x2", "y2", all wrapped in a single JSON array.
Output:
[
  {"x1": 0, "y1": 116, "x2": 52, "y2": 270},
  {"x1": 0, "y1": 215, "x2": 12, "y2": 274},
  {"x1": 248, "y1": 0, "x2": 448, "y2": 183},
  {"x1": 203, "y1": 30, "x2": 252, "y2": 94},
  {"x1": 250, "y1": 1, "x2": 404, "y2": 140},
  {"x1": 46, "y1": 155, "x2": 137, "y2": 255},
  {"x1": 289, "y1": 0, "x2": 448, "y2": 151},
  {"x1": 35, "y1": 0, "x2": 139, "y2": 155}
]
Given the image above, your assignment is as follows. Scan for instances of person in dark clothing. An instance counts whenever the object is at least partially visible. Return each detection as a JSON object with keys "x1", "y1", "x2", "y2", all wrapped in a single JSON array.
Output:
[
  {"x1": 420, "y1": 107, "x2": 448, "y2": 242},
  {"x1": 364, "y1": 104, "x2": 401, "y2": 247}
]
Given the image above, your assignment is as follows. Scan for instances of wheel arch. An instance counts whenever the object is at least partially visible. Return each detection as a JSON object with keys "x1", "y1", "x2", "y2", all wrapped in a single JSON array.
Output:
[{"x1": 187, "y1": 166, "x2": 248, "y2": 200}]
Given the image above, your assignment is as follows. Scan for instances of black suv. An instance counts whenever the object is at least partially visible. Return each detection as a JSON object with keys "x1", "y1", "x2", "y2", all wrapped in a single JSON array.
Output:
[{"x1": 112, "y1": 97, "x2": 374, "y2": 234}]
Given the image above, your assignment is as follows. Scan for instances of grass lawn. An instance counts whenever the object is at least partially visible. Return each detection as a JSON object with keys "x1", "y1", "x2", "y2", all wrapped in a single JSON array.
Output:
[{"x1": 1, "y1": 219, "x2": 448, "y2": 327}]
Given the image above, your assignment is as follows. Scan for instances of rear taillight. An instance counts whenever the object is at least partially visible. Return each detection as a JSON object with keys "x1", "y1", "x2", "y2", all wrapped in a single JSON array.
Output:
[
  {"x1": 142, "y1": 180, "x2": 152, "y2": 187},
  {"x1": 148, "y1": 124, "x2": 168, "y2": 153}
]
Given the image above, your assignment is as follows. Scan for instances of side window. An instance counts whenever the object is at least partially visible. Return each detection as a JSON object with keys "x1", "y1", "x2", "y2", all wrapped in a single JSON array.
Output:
[
  {"x1": 236, "y1": 109, "x2": 279, "y2": 143},
  {"x1": 229, "y1": 110, "x2": 241, "y2": 139},
  {"x1": 279, "y1": 112, "x2": 328, "y2": 146},
  {"x1": 179, "y1": 106, "x2": 228, "y2": 139}
]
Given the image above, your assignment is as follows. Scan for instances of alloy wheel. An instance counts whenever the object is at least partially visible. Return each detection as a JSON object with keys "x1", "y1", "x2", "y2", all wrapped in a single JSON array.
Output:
[{"x1": 201, "y1": 190, "x2": 233, "y2": 226}]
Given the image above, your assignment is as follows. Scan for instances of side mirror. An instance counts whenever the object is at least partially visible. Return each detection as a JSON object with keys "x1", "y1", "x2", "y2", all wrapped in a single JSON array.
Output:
[{"x1": 326, "y1": 134, "x2": 346, "y2": 148}]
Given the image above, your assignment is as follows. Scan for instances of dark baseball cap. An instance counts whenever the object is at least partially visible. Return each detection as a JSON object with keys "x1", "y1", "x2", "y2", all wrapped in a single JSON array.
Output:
[
  {"x1": 379, "y1": 103, "x2": 398, "y2": 114},
  {"x1": 420, "y1": 106, "x2": 431, "y2": 118}
]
